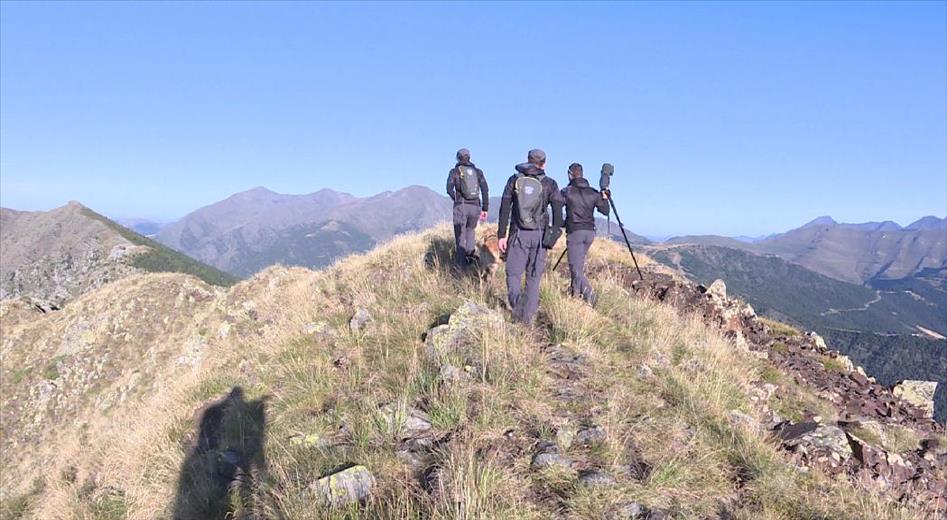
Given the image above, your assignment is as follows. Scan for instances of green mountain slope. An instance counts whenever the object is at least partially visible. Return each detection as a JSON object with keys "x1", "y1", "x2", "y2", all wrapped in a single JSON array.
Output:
[{"x1": 80, "y1": 207, "x2": 239, "y2": 287}]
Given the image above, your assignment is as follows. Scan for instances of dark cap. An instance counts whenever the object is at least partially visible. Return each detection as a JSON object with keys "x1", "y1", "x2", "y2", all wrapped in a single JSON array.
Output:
[
  {"x1": 568, "y1": 163, "x2": 583, "y2": 176},
  {"x1": 528, "y1": 148, "x2": 546, "y2": 165},
  {"x1": 456, "y1": 148, "x2": 471, "y2": 161}
]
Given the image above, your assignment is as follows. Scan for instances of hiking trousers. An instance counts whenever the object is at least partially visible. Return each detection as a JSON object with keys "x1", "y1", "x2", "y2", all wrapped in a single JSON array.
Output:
[
  {"x1": 506, "y1": 229, "x2": 547, "y2": 324},
  {"x1": 453, "y1": 203, "x2": 481, "y2": 266},
  {"x1": 566, "y1": 230, "x2": 596, "y2": 303}
]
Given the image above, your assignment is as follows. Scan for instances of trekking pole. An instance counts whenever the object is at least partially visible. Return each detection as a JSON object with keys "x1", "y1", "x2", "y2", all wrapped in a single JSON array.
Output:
[
  {"x1": 552, "y1": 247, "x2": 568, "y2": 271},
  {"x1": 599, "y1": 163, "x2": 643, "y2": 281}
]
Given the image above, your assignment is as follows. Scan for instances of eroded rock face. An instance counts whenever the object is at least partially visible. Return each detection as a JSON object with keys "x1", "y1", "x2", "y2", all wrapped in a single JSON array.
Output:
[{"x1": 893, "y1": 381, "x2": 937, "y2": 419}]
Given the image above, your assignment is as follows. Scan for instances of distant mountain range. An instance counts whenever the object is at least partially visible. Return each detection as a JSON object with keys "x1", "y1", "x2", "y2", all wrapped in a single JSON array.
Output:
[
  {"x1": 156, "y1": 186, "x2": 452, "y2": 277},
  {"x1": 0, "y1": 202, "x2": 236, "y2": 306},
  {"x1": 666, "y1": 215, "x2": 947, "y2": 285}
]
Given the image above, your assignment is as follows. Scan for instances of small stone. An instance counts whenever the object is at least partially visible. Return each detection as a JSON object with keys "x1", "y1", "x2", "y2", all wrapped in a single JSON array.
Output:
[
  {"x1": 304, "y1": 321, "x2": 334, "y2": 337},
  {"x1": 555, "y1": 426, "x2": 576, "y2": 451},
  {"x1": 727, "y1": 410, "x2": 757, "y2": 432},
  {"x1": 636, "y1": 364, "x2": 654, "y2": 380},
  {"x1": 576, "y1": 425, "x2": 606, "y2": 445},
  {"x1": 609, "y1": 502, "x2": 647, "y2": 520},
  {"x1": 349, "y1": 308, "x2": 373, "y2": 333},
  {"x1": 578, "y1": 469, "x2": 616, "y2": 488},
  {"x1": 531, "y1": 452, "x2": 571, "y2": 470},
  {"x1": 312, "y1": 465, "x2": 375, "y2": 507},
  {"x1": 439, "y1": 364, "x2": 469, "y2": 384}
]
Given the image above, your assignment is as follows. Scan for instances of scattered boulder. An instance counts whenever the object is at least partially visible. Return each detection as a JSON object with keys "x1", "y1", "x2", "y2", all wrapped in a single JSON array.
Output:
[
  {"x1": 377, "y1": 404, "x2": 432, "y2": 438},
  {"x1": 608, "y1": 502, "x2": 669, "y2": 520},
  {"x1": 424, "y1": 302, "x2": 500, "y2": 366},
  {"x1": 578, "y1": 469, "x2": 616, "y2": 488},
  {"x1": 727, "y1": 410, "x2": 758, "y2": 432},
  {"x1": 531, "y1": 442, "x2": 572, "y2": 471},
  {"x1": 892, "y1": 380, "x2": 937, "y2": 418},
  {"x1": 706, "y1": 279, "x2": 727, "y2": 300},
  {"x1": 304, "y1": 321, "x2": 335, "y2": 337},
  {"x1": 780, "y1": 422, "x2": 852, "y2": 466},
  {"x1": 555, "y1": 426, "x2": 576, "y2": 451},
  {"x1": 349, "y1": 308, "x2": 373, "y2": 333},
  {"x1": 576, "y1": 425, "x2": 606, "y2": 446},
  {"x1": 312, "y1": 464, "x2": 375, "y2": 507},
  {"x1": 438, "y1": 363, "x2": 470, "y2": 384},
  {"x1": 806, "y1": 332, "x2": 828, "y2": 351}
]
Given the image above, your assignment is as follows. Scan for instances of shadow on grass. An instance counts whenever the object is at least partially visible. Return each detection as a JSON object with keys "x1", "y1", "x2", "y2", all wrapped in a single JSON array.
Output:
[{"x1": 172, "y1": 387, "x2": 272, "y2": 520}]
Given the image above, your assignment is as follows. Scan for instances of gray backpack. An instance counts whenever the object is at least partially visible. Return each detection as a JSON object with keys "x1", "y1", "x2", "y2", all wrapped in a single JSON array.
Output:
[
  {"x1": 514, "y1": 173, "x2": 546, "y2": 230},
  {"x1": 457, "y1": 165, "x2": 480, "y2": 200}
]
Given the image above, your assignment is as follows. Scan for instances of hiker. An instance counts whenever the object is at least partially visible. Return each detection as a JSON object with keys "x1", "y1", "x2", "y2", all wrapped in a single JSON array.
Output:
[
  {"x1": 561, "y1": 162, "x2": 610, "y2": 304},
  {"x1": 446, "y1": 148, "x2": 489, "y2": 267},
  {"x1": 497, "y1": 149, "x2": 564, "y2": 324}
]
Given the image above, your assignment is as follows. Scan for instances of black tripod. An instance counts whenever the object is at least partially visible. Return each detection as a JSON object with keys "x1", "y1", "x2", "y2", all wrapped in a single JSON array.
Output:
[{"x1": 605, "y1": 192, "x2": 644, "y2": 280}]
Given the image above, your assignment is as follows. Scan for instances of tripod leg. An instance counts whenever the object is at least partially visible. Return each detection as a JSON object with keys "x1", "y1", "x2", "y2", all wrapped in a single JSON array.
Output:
[
  {"x1": 607, "y1": 198, "x2": 644, "y2": 280},
  {"x1": 552, "y1": 247, "x2": 568, "y2": 271}
]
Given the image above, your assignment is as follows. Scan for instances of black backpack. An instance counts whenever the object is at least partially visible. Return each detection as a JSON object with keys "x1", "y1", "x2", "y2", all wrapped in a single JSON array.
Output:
[
  {"x1": 514, "y1": 173, "x2": 546, "y2": 230},
  {"x1": 456, "y1": 165, "x2": 480, "y2": 200}
]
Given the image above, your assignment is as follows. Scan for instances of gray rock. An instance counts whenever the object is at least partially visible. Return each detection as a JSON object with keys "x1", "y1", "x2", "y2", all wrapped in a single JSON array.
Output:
[
  {"x1": 782, "y1": 423, "x2": 852, "y2": 464},
  {"x1": 424, "y1": 302, "x2": 500, "y2": 365},
  {"x1": 727, "y1": 410, "x2": 758, "y2": 432},
  {"x1": 312, "y1": 464, "x2": 375, "y2": 507},
  {"x1": 578, "y1": 469, "x2": 616, "y2": 488},
  {"x1": 893, "y1": 380, "x2": 937, "y2": 418},
  {"x1": 439, "y1": 363, "x2": 470, "y2": 384},
  {"x1": 531, "y1": 452, "x2": 572, "y2": 471},
  {"x1": 349, "y1": 308, "x2": 373, "y2": 333},
  {"x1": 377, "y1": 404, "x2": 432, "y2": 437},
  {"x1": 707, "y1": 279, "x2": 727, "y2": 300},
  {"x1": 576, "y1": 425, "x2": 606, "y2": 445},
  {"x1": 610, "y1": 502, "x2": 646, "y2": 519}
]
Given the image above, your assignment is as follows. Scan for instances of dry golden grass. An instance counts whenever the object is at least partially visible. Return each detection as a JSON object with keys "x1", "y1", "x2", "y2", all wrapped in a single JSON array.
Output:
[{"x1": 1, "y1": 225, "x2": 933, "y2": 519}]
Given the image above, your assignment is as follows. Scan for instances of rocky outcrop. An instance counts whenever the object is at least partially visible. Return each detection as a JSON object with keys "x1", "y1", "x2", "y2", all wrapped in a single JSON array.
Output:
[
  {"x1": 893, "y1": 380, "x2": 937, "y2": 419},
  {"x1": 608, "y1": 268, "x2": 947, "y2": 512}
]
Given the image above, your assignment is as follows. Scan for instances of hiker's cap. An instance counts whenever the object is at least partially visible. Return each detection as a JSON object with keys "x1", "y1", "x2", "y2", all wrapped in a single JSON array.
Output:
[
  {"x1": 456, "y1": 148, "x2": 471, "y2": 161},
  {"x1": 568, "y1": 163, "x2": 583, "y2": 176},
  {"x1": 528, "y1": 149, "x2": 546, "y2": 165}
]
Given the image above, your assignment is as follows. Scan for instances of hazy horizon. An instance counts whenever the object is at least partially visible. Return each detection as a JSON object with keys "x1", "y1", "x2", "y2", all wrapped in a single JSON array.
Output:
[{"x1": 2, "y1": 2, "x2": 945, "y2": 237}]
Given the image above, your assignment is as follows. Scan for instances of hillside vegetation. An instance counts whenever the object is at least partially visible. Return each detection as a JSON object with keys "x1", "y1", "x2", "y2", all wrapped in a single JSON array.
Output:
[
  {"x1": 1, "y1": 227, "x2": 943, "y2": 519},
  {"x1": 79, "y1": 207, "x2": 239, "y2": 288}
]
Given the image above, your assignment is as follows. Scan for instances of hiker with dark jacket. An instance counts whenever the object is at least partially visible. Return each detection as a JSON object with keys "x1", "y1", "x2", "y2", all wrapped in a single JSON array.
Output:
[
  {"x1": 561, "y1": 163, "x2": 609, "y2": 304},
  {"x1": 497, "y1": 149, "x2": 565, "y2": 324},
  {"x1": 446, "y1": 148, "x2": 489, "y2": 267}
]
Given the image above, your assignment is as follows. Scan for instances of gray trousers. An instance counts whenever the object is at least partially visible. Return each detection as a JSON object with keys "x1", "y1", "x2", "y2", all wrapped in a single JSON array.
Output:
[
  {"x1": 506, "y1": 229, "x2": 547, "y2": 324},
  {"x1": 453, "y1": 204, "x2": 481, "y2": 265},
  {"x1": 566, "y1": 230, "x2": 596, "y2": 302}
]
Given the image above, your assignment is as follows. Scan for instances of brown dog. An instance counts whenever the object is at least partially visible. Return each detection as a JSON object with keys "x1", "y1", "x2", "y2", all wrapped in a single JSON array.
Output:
[{"x1": 476, "y1": 230, "x2": 502, "y2": 278}]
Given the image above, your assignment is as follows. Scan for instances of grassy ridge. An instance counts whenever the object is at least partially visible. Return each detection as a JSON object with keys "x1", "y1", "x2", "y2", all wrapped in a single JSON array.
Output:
[
  {"x1": 2, "y1": 228, "x2": 929, "y2": 518},
  {"x1": 80, "y1": 207, "x2": 240, "y2": 287}
]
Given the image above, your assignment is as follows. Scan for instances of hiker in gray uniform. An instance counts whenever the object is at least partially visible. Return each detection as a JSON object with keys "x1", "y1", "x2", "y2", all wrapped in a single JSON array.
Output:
[
  {"x1": 446, "y1": 148, "x2": 489, "y2": 267},
  {"x1": 497, "y1": 149, "x2": 564, "y2": 324},
  {"x1": 561, "y1": 163, "x2": 610, "y2": 304}
]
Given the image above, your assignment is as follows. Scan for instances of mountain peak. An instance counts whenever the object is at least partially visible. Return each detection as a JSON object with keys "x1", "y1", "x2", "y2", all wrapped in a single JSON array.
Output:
[
  {"x1": 803, "y1": 216, "x2": 837, "y2": 227},
  {"x1": 906, "y1": 215, "x2": 947, "y2": 230}
]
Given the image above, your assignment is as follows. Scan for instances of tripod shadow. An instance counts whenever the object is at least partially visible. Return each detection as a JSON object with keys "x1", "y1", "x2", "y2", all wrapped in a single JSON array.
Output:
[{"x1": 172, "y1": 387, "x2": 269, "y2": 520}]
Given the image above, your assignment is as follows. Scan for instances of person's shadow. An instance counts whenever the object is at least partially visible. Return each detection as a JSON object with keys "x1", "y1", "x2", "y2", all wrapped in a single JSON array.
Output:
[{"x1": 172, "y1": 387, "x2": 270, "y2": 520}]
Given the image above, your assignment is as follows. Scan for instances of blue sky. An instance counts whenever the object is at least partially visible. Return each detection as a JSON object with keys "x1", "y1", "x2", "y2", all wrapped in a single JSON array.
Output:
[{"x1": 1, "y1": 1, "x2": 944, "y2": 237}]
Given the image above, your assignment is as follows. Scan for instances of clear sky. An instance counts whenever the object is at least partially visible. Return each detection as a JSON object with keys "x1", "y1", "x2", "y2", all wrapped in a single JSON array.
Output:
[{"x1": 1, "y1": 1, "x2": 944, "y2": 237}]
